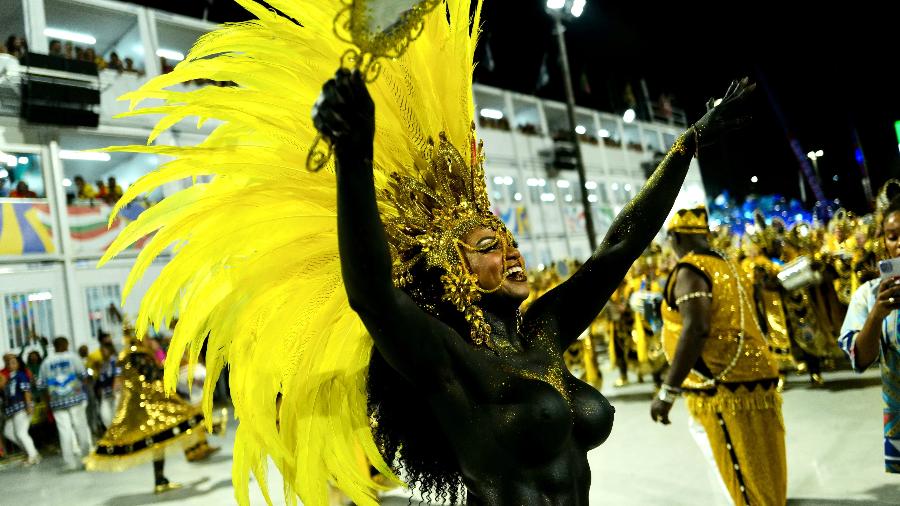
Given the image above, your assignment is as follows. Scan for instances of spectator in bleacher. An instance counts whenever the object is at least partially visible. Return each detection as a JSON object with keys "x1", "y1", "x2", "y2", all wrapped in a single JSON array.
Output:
[
  {"x1": 9, "y1": 181, "x2": 37, "y2": 198},
  {"x1": 107, "y1": 176, "x2": 123, "y2": 202},
  {"x1": 4, "y1": 35, "x2": 26, "y2": 59},
  {"x1": 108, "y1": 52, "x2": 124, "y2": 72},
  {"x1": 74, "y1": 175, "x2": 97, "y2": 199},
  {"x1": 75, "y1": 46, "x2": 84, "y2": 61},
  {"x1": 123, "y1": 57, "x2": 143, "y2": 75},
  {"x1": 95, "y1": 180, "x2": 108, "y2": 201},
  {"x1": 0, "y1": 177, "x2": 9, "y2": 197},
  {"x1": 84, "y1": 48, "x2": 105, "y2": 70},
  {"x1": 64, "y1": 42, "x2": 74, "y2": 60},
  {"x1": 160, "y1": 56, "x2": 174, "y2": 74},
  {"x1": 49, "y1": 40, "x2": 63, "y2": 57}
]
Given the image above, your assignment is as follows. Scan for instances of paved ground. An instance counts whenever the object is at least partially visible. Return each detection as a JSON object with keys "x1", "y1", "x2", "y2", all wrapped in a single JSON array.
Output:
[{"x1": 1, "y1": 369, "x2": 897, "y2": 505}]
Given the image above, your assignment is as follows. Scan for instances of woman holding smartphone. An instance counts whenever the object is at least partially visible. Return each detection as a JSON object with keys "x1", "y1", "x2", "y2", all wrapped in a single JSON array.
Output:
[{"x1": 839, "y1": 191, "x2": 900, "y2": 473}]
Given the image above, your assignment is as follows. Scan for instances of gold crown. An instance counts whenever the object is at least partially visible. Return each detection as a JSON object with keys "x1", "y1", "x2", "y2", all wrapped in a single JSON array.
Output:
[
  {"x1": 380, "y1": 126, "x2": 509, "y2": 347},
  {"x1": 667, "y1": 206, "x2": 710, "y2": 234},
  {"x1": 878, "y1": 179, "x2": 900, "y2": 212}
]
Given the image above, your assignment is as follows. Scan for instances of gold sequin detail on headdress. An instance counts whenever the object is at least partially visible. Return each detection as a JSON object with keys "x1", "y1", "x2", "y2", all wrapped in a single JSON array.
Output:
[{"x1": 380, "y1": 125, "x2": 508, "y2": 347}]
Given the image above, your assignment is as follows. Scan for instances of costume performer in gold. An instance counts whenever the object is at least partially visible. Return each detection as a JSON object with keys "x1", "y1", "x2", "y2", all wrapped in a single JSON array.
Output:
[
  {"x1": 84, "y1": 335, "x2": 207, "y2": 494},
  {"x1": 780, "y1": 222, "x2": 846, "y2": 382},
  {"x1": 744, "y1": 221, "x2": 796, "y2": 378},
  {"x1": 625, "y1": 251, "x2": 669, "y2": 388},
  {"x1": 651, "y1": 207, "x2": 786, "y2": 506},
  {"x1": 97, "y1": 0, "x2": 756, "y2": 502},
  {"x1": 606, "y1": 278, "x2": 637, "y2": 385}
]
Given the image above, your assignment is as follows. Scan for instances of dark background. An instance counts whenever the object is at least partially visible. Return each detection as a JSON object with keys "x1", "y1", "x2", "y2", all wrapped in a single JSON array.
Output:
[{"x1": 124, "y1": 0, "x2": 900, "y2": 212}]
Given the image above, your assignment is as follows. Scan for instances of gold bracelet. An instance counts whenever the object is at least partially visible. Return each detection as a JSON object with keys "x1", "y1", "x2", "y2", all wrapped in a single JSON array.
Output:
[{"x1": 675, "y1": 291, "x2": 713, "y2": 307}]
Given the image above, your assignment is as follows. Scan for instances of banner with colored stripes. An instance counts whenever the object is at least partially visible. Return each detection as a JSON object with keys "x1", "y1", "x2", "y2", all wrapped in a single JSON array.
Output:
[
  {"x1": 0, "y1": 199, "x2": 55, "y2": 254},
  {"x1": 67, "y1": 201, "x2": 150, "y2": 255},
  {"x1": 0, "y1": 199, "x2": 151, "y2": 256}
]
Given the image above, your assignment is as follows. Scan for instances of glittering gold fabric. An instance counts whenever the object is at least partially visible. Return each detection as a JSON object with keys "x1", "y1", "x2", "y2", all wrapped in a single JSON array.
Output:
[
  {"x1": 381, "y1": 129, "x2": 509, "y2": 347},
  {"x1": 742, "y1": 256, "x2": 795, "y2": 371},
  {"x1": 666, "y1": 206, "x2": 710, "y2": 235},
  {"x1": 662, "y1": 252, "x2": 778, "y2": 387},
  {"x1": 686, "y1": 385, "x2": 787, "y2": 506},
  {"x1": 84, "y1": 348, "x2": 205, "y2": 471},
  {"x1": 665, "y1": 252, "x2": 786, "y2": 504},
  {"x1": 782, "y1": 283, "x2": 845, "y2": 359}
]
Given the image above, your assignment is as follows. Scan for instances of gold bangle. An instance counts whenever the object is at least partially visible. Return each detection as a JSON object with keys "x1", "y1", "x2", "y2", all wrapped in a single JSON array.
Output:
[{"x1": 675, "y1": 291, "x2": 713, "y2": 307}]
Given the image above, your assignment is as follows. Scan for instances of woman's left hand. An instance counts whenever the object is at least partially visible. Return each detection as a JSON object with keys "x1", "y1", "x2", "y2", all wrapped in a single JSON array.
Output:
[{"x1": 693, "y1": 77, "x2": 756, "y2": 146}]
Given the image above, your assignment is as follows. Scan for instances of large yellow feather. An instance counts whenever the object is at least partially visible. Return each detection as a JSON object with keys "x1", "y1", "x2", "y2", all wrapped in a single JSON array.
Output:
[{"x1": 99, "y1": 0, "x2": 483, "y2": 504}]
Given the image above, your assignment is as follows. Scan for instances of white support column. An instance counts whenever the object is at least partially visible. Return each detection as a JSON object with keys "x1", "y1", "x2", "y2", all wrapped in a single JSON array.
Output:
[
  {"x1": 22, "y1": 0, "x2": 49, "y2": 53},
  {"x1": 535, "y1": 98, "x2": 550, "y2": 139},
  {"x1": 591, "y1": 110, "x2": 611, "y2": 239},
  {"x1": 48, "y1": 141, "x2": 79, "y2": 342},
  {"x1": 139, "y1": 7, "x2": 162, "y2": 77}
]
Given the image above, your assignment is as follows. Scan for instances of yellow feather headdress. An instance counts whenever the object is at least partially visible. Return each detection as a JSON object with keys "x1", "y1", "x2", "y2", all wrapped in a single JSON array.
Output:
[{"x1": 98, "y1": 0, "x2": 492, "y2": 504}]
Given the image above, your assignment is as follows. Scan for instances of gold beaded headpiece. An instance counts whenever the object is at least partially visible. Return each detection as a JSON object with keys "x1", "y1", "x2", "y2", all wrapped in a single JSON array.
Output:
[
  {"x1": 667, "y1": 206, "x2": 710, "y2": 234},
  {"x1": 380, "y1": 125, "x2": 512, "y2": 348},
  {"x1": 747, "y1": 210, "x2": 785, "y2": 252},
  {"x1": 877, "y1": 179, "x2": 900, "y2": 213}
]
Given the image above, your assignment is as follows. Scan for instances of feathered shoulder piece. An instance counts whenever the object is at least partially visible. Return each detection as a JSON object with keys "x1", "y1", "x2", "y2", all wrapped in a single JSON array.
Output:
[{"x1": 99, "y1": 1, "x2": 485, "y2": 504}]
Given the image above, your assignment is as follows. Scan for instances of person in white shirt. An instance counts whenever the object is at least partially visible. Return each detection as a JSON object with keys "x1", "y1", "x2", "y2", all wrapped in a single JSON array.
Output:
[{"x1": 38, "y1": 337, "x2": 92, "y2": 470}]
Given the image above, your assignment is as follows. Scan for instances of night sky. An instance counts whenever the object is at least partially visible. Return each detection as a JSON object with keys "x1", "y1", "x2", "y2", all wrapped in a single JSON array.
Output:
[{"x1": 128, "y1": 0, "x2": 900, "y2": 213}]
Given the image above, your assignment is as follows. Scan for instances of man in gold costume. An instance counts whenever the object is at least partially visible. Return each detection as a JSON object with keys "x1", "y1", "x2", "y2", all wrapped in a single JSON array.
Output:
[
  {"x1": 747, "y1": 215, "x2": 844, "y2": 385},
  {"x1": 651, "y1": 207, "x2": 786, "y2": 506}
]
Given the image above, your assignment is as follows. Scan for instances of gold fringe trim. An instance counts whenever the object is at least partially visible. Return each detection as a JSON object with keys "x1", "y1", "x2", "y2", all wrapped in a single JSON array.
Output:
[
  {"x1": 84, "y1": 428, "x2": 206, "y2": 472},
  {"x1": 685, "y1": 384, "x2": 782, "y2": 416}
]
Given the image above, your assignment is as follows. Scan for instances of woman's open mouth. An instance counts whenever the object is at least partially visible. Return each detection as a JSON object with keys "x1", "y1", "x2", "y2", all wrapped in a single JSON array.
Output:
[{"x1": 504, "y1": 265, "x2": 527, "y2": 282}]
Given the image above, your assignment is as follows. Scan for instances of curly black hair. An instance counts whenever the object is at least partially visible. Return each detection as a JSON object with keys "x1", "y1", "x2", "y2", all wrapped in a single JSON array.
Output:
[{"x1": 366, "y1": 260, "x2": 468, "y2": 504}]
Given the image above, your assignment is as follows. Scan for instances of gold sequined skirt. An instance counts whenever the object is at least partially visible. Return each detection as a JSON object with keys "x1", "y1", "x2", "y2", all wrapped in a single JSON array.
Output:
[{"x1": 84, "y1": 368, "x2": 206, "y2": 472}]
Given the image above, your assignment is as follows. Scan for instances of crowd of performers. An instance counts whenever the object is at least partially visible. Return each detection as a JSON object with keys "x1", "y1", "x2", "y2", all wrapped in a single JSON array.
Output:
[
  {"x1": 523, "y1": 195, "x2": 895, "y2": 505},
  {"x1": 1, "y1": 320, "x2": 226, "y2": 493},
  {"x1": 537, "y1": 202, "x2": 888, "y2": 392}
]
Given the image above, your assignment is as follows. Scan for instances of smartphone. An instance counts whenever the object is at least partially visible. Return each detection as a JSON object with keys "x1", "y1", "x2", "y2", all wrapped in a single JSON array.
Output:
[{"x1": 879, "y1": 258, "x2": 900, "y2": 279}]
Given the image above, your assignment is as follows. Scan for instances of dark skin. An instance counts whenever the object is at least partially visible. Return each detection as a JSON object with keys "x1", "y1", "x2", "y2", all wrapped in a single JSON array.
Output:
[
  {"x1": 313, "y1": 69, "x2": 753, "y2": 504},
  {"x1": 650, "y1": 233, "x2": 713, "y2": 424},
  {"x1": 853, "y1": 212, "x2": 900, "y2": 368}
]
